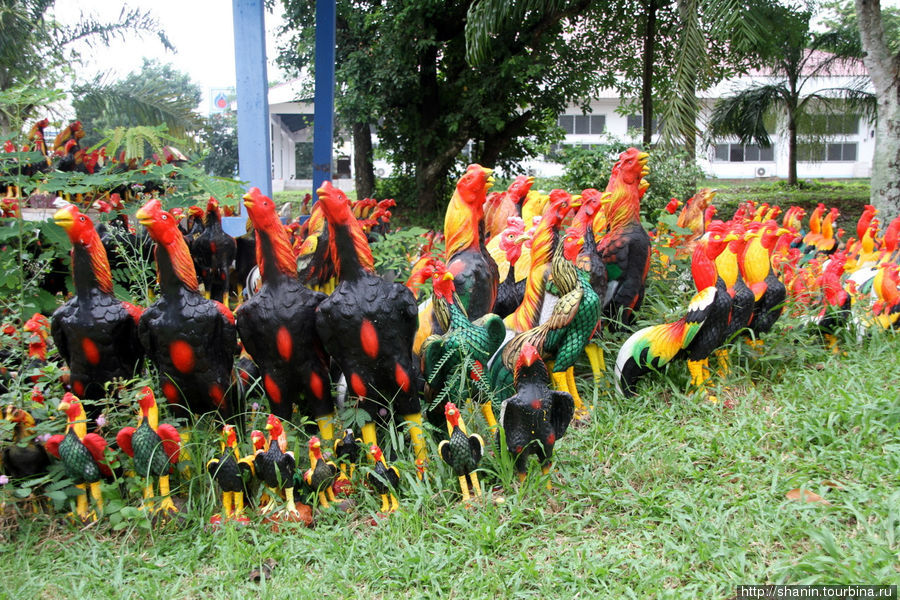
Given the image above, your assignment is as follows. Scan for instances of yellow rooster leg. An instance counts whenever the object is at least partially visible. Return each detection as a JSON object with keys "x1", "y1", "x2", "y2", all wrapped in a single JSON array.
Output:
[
  {"x1": 222, "y1": 491, "x2": 234, "y2": 518},
  {"x1": 203, "y1": 290, "x2": 211, "y2": 300},
  {"x1": 379, "y1": 493, "x2": 390, "y2": 513},
  {"x1": 234, "y1": 491, "x2": 245, "y2": 518},
  {"x1": 517, "y1": 472, "x2": 527, "y2": 483},
  {"x1": 687, "y1": 359, "x2": 710, "y2": 387},
  {"x1": 746, "y1": 338, "x2": 764, "y2": 353},
  {"x1": 565, "y1": 367, "x2": 588, "y2": 416},
  {"x1": 338, "y1": 463, "x2": 350, "y2": 482},
  {"x1": 236, "y1": 284, "x2": 244, "y2": 302},
  {"x1": 361, "y1": 422, "x2": 378, "y2": 455},
  {"x1": 316, "y1": 413, "x2": 335, "y2": 441},
  {"x1": 317, "y1": 491, "x2": 330, "y2": 509},
  {"x1": 179, "y1": 429, "x2": 192, "y2": 478},
  {"x1": 73, "y1": 483, "x2": 89, "y2": 520},
  {"x1": 480, "y1": 401, "x2": 498, "y2": 433},
  {"x1": 469, "y1": 472, "x2": 482, "y2": 497},
  {"x1": 284, "y1": 486, "x2": 300, "y2": 516},
  {"x1": 222, "y1": 295, "x2": 230, "y2": 311},
  {"x1": 389, "y1": 492, "x2": 399, "y2": 512},
  {"x1": 715, "y1": 348, "x2": 730, "y2": 377},
  {"x1": 541, "y1": 463, "x2": 553, "y2": 490},
  {"x1": 157, "y1": 475, "x2": 177, "y2": 514},
  {"x1": 141, "y1": 483, "x2": 155, "y2": 512},
  {"x1": 584, "y1": 343, "x2": 606, "y2": 385},
  {"x1": 259, "y1": 488, "x2": 278, "y2": 514},
  {"x1": 326, "y1": 486, "x2": 337, "y2": 503},
  {"x1": 550, "y1": 369, "x2": 568, "y2": 394},
  {"x1": 89, "y1": 481, "x2": 103, "y2": 515},
  {"x1": 401, "y1": 412, "x2": 427, "y2": 470},
  {"x1": 824, "y1": 334, "x2": 839, "y2": 354},
  {"x1": 458, "y1": 475, "x2": 471, "y2": 503}
]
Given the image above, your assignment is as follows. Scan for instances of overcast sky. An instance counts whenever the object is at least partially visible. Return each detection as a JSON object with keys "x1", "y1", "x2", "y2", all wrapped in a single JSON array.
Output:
[{"x1": 51, "y1": 1, "x2": 290, "y2": 114}]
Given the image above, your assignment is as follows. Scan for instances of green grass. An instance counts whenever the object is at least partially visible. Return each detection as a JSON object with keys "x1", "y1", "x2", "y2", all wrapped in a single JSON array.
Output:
[{"x1": 2, "y1": 308, "x2": 898, "y2": 598}]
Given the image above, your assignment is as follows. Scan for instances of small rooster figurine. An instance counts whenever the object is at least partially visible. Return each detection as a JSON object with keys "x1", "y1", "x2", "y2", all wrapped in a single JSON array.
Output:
[
  {"x1": 499, "y1": 344, "x2": 574, "y2": 488},
  {"x1": 254, "y1": 414, "x2": 303, "y2": 518},
  {"x1": 207, "y1": 424, "x2": 255, "y2": 524},
  {"x1": 366, "y1": 443, "x2": 400, "y2": 514},
  {"x1": 51, "y1": 204, "x2": 144, "y2": 409},
  {"x1": 438, "y1": 402, "x2": 484, "y2": 502},
  {"x1": 136, "y1": 198, "x2": 238, "y2": 419},
  {"x1": 2, "y1": 404, "x2": 49, "y2": 479},
  {"x1": 313, "y1": 182, "x2": 426, "y2": 465},
  {"x1": 236, "y1": 188, "x2": 335, "y2": 438},
  {"x1": 116, "y1": 387, "x2": 182, "y2": 515},
  {"x1": 303, "y1": 436, "x2": 339, "y2": 509},
  {"x1": 333, "y1": 428, "x2": 361, "y2": 491},
  {"x1": 45, "y1": 394, "x2": 112, "y2": 521},
  {"x1": 191, "y1": 197, "x2": 237, "y2": 306}
]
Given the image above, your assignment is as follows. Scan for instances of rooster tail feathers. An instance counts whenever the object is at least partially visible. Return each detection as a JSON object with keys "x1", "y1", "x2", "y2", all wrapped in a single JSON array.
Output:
[
  {"x1": 82, "y1": 433, "x2": 114, "y2": 477},
  {"x1": 45, "y1": 434, "x2": 64, "y2": 458},
  {"x1": 156, "y1": 423, "x2": 182, "y2": 464},
  {"x1": 116, "y1": 427, "x2": 136, "y2": 458}
]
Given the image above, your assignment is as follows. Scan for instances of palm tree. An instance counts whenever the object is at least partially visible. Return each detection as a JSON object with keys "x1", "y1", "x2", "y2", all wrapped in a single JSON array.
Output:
[{"x1": 707, "y1": 8, "x2": 873, "y2": 186}]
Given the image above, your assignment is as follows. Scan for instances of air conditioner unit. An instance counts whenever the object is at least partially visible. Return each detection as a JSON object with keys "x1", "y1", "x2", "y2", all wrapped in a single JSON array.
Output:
[{"x1": 755, "y1": 167, "x2": 768, "y2": 177}]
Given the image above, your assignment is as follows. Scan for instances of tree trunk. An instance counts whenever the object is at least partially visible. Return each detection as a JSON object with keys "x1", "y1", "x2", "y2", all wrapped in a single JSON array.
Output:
[
  {"x1": 787, "y1": 113, "x2": 798, "y2": 187},
  {"x1": 641, "y1": 0, "x2": 658, "y2": 147},
  {"x1": 352, "y1": 122, "x2": 375, "y2": 199},
  {"x1": 478, "y1": 110, "x2": 533, "y2": 167},
  {"x1": 856, "y1": 0, "x2": 900, "y2": 219},
  {"x1": 676, "y1": 0, "x2": 698, "y2": 158}
]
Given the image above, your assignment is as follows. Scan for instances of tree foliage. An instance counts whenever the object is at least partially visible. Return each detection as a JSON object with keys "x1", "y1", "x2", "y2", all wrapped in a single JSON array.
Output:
[
  {"x1": 200, "y1": 112, "x2": 239, "y2": 178},
  {"x1": 0, "y1": 1, "x2": 172, "y2": 135},
  {"x1": 72, "y1": 59, "x2": 204, "y2": 149},
  {"x1": 278, "y1": 0, "x2": 611, "y2": 212}
]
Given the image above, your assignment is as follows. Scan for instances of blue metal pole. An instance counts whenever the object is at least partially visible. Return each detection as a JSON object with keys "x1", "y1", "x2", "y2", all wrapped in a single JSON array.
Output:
[
  {"x1": 312, "y1": 0, "x2": 336, "y2": 193},
  {"x1": 227, "y1": 0, "x2": 272, "y2": 236}
]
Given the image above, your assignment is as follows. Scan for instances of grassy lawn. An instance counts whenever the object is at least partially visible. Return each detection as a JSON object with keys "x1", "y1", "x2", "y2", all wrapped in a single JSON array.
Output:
[{"x1": 1, "y1": 177, "x2": 895, "y2": 598}]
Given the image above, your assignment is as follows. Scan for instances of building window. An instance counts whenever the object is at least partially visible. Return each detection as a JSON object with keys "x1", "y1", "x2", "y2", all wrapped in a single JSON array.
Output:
[
  {"x1": 558, "y1": 114, "x2": 605, "y2": 135},
  {"x1": 798, "y1": 142, "x2": 857, "y2": 162},
  {"x1": 799, "y1": 113, "x2": 860, "y2": 136},
  {"x1": 713, "y1": 143, "x2": 774, "y2": 162},
  {"x1": 627, "y1": 114, "x2": 661, "y2": 133}
]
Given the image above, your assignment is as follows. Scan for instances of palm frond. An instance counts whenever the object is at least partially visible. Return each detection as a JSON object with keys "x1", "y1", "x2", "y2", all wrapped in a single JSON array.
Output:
[
  {"x1": 465, "y1": 0, "x2": 572, "y2": 65},
  {"x1": 707, "y1": 84, "x2": 786, "y2": 147},
  {"x1": 57, "y1": 6, "x2": 174, "y2": 52}
]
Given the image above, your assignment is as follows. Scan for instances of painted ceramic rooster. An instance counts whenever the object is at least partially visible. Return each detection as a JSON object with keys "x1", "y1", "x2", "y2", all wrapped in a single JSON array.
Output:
[
  {"x1": 414, "y1": 165, "x2": 499, "y2": 353},
  {"x1": 313, "y1": 182, "x2": 425, "y2": 464},
  {"x1": 615, "y1": 225, "x2": 735, "y2": 399},
  {"x1": 499, "y1": 344, "x2": 574, "y2": 487},
  {"x1": 740, "y1": 222, "x2": 788, "y2": 350},
  {"x1": 333, "y1": 428, "x2": 361, "y2": 488},
  {"x1": 191, "y1": 197, "x2": 236, "y2": 306},
  {"x1": 712, "y1": 222, "x2": 755, "y2": 374},
  {"x1": 504, "y1": 189, "x2": 582, "y2": 333},
  {"x1": 811, "y1": 251, "x2": 852, "y2": 351},
  {"x1": 45, "y1": 394, "x2": 112, "y2": 521},
  {"x1": 484, "y1": 174, "x2": 534, "y2": 240},
  {"x1": 2, "y1": 404, "x2": 49, "y2": 479},
  {"x1": 492, "y1": 216, "x2": 528, "y2": 319},
  {"x1": 597, "y1": 148, "x2": 652, "y2": 329},
  {"x1": 206, "y1": 424, "x2": 255, "y2": 524},
  {"x1": 50, "y1": 205, "x2": 144, "y2": 410},
  {"x1": 366, "y1": 443, "x2": 400, "y2": 514},
  {"x1": 136, "y1": 198, "x2": 238, "y2": 419},
  {"x1": 254, "y1": 414, "x2": 302, "y2": 517},
  {"x1": 869, "y1": 263, "x2": 900, "y2": 329},
  {"x1": 236, "y1": 188, "x2": 335, "y2": 438},
  {"x1": 493, "y1": 229, "x2": 602, "y2": 415},
  {"x1": 116, "y1": 387, "x2": 182, "y2": 514},
  {"x1": 303, "y1": 436, "x2": 338, "y2": 509},
  {"x1": 438, "y1": 402, "x2": 484, "y2": 502},
  {"x1": 421, "y1": 265, "x2": 506, "y2": 429}
]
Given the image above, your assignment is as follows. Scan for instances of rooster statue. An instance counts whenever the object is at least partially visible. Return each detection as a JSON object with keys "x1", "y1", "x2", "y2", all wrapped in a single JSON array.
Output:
[
  {"x1": 116, "y1": 387, "x2": 182, "y2": 515},
  {"x1": 45, "y1": 394, "x2": 112, "y2": 521},
  {"x1": 499, "y1": 344, "x2": 574, "y2": 488},
  {"x1": 191, "y1": 197, "x2": 237, "y2": 306},
  {"x1": 50, "y1": 204, "x2": 144, "y2": 411},
  {"x1": 206, "y1": 424, "x2": 255, "y2": 524},
  {"x1": 236, "y1": 188, "x2": 335, "y2": 439},
  {"x1": 303, "y1": 436, "x2": 339, "y2": 509},
  {"x1": 366, "y1": 443, "x2": 400, "y2": 514},
  {"x1": 313, "y1": 181, "x2": 426, "y2": 465},
  {"x1": 136, "y1": 198, "x2": 238, "y2": 419},
  {"x1": 2, "y1": 404, "x2": 49, "y2": 479},
  {"x1": 615, "y1": 223, "x2": 736, "y2": 399},
  {"x1": 438, "y1": 402, "x2": 484, "y2": 502},
  {"x1": 421, "y1": 264, "x2": 506, "y2": 429},
  {"x1": 254, "y1": 414, "x2": 305, "y2": 520},
  {"x1": 597, "y1": 148, "x2": 652, "y2": 329}
]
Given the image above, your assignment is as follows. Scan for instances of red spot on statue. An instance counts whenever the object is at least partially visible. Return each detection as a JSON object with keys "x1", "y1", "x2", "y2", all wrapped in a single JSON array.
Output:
[
  {"x1": 350, "y1": 373, "x2": 366, "y2": 398},
  {"x1": 515, "y1": 445, "x2": 523, "y2": 454},
  {"x1": 209, "y1": 383, "x2": 225, "y2": 407},
  {"x1": 394, "y1": 363, "x2": 410, "y2": 392},
  {"x1": 264, "y1": 374, "x2": 282, "y2": 404},
  {"x1": 546, "y1": 433, "x2": 556, "y2": 445},
  {"x1": 210, "y1": 241, "x2": 217, "y2": 254},
  {"x1": 359, "y1": 319, "x2": 379, "y2": 358},
  {"x1": 169, "y1": 340, "x2": 195, "y2": 374},
  {"x1": 276, "y1": 326, "x2": 292, "y2": 361},
  {"x1": 309, "y1": 371, "x2": 324, "y2": 400},
  {"x1": 531, "y1": 399, "x2": 543, "y2": 410},
  {"x1": 162, "y1": 381, "x2": 178, "y2": 404},
  {"x1": 73, "y1": 380, "x2": 84, "y2": 396},
  {"x1": 81, "y1": 338, "x2": 100, "y2": 365}
]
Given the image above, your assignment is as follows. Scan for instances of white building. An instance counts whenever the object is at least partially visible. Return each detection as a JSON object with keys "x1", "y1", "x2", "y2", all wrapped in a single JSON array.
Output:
[{"x1": 268, "y1": 50, "x2": 874, "y2": 187}]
